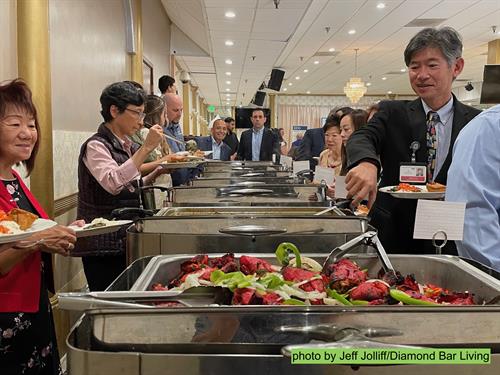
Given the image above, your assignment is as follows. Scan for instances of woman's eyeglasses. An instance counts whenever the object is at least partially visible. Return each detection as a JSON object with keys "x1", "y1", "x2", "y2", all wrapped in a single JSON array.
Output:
[{"x1": 125, "y1": 108, "x2": 146, "y2": 121}]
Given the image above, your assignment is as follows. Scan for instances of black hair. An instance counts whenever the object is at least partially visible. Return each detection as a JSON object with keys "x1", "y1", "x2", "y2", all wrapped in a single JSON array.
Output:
[
  {"x1": 100, "y1": 81, "x2": 147, "y2": 122},
  {"x1": 158, "y1": 75, "x2": 176, "y2": 94},
  {"x1": 323, "y1": 107, "x2": 352, "y2": 131},
  {"x1": 224, "y1": 117, "x2": 235, "y2": 123}
]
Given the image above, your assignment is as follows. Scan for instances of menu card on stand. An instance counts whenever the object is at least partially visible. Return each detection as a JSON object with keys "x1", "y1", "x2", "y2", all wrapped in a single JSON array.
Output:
[
  {"x1": 293, "y1": 160, "x2": 310, "y2": 175},
  {"x1": 414, "y1": 200, "x2": 465, "y2": 240},
  {"x1": 314, "y1": 166, "x2": 335, "y2": 185},
  {"x1": 334, "y1": 175, "x2": 348, "y2": 199}
]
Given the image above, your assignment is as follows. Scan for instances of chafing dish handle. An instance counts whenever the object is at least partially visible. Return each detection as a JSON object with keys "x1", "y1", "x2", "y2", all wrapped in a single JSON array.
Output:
[
  {"x1": 219, "y1": 225, "x2": 287, "y2": 237},
  {"x1": 111, "y1": 207, "x2": 154, "y2": 220}
]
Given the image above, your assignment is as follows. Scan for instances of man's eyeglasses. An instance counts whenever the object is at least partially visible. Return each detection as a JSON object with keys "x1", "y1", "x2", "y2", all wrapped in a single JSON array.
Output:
[{"x1": 125, "y1": 108, "x2": 146, "y2": 121}]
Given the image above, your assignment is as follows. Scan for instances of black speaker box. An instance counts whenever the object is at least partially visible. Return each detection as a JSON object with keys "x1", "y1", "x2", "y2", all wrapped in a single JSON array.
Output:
[
  {"x1": 268, "y1": 68, "x2": 285, "y2": 91},
  {"x1": 252, "y1": 91, "x2": 266, "y2": 106}
]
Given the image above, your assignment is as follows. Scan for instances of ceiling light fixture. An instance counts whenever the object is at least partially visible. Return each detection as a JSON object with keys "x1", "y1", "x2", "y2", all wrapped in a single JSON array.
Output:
[
  {"x1": 387, "y1": 91, "x2": 392, "y2": 94},
  {"x1": 225, "y1": 40, "x2": 234, "y2": 46},
  {"x1": 225, "y1": 72, "x2": 231, "y2": 76},
  {"x1": 348, "y1": 29, "x2": 356, "y2": 35},
  {"x1": 366, "y1": 82, "x2": 372, "y2": 86},
  {"x1": 306, "y1": 91, "x2": 311, "y2": 94},
  {"x1": 400, "y1": 68, "x2": 406, "y2": 72},
  {"x1": 288, "y1": 82, "x2": 293, "y2": 86},
  {"x1": 343, "y1": 48, "x2": 367, "y2": 104},
  {"x1": 283, "y1": 88, "x2": 287, "y2": 91},
  {"x1": 225, "y1": 11, "x2": 235, "y2": 18},
  {"x1": 295, "y1": 76, "x2": 300, "y2": 80},
  {"x1": 377, "y1": 3, "x2": 386, "y2": 9},
  {"x1": 314, "y1": 60, "x2": 319, "y2": 64},
  {"x1": 328, "y1": 47, "x2": 335, "y2": 52},
  {"x1": 225, "y1": 59, "x2": 233, "y2": 65},
  {"x1": 226, "y1": 81, "x2": 231, "y2": 84},
  {"x1": 225, "y1": 88, "x2": 230, "y2": 91},
  {"x1": 303, "y1": 69, "x2": 309, "y2": 73},
  {"x1": 382, "y1": 76, "x2": 387, "y2": 80}
]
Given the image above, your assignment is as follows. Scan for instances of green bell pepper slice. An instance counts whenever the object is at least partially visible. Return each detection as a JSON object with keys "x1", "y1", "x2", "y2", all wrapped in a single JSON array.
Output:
[
  {"x1": 390, "y1": 289, "x2": 439, "y2": 306},
  {"x1": 282, "y1": 298, "x2": 307, "y2": 306},
  {"x1": 275, "y1": 242, "x2": 302, "y2": 268},
  {"x1": 326, "y1": 288, "x2": 353, "y2": 306}
]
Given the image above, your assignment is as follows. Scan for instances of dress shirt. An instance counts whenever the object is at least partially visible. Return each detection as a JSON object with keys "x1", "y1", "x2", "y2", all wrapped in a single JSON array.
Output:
[
  {"x1": 165, "y1": 122, "x2": 185, "y2": 152},
  {"x1": 251, "y1": 127, "x2": 264, "y2": 161},
  {"x1": 446, "y1": 104, "x2": 500, "y2": 272},
  {"x1": 83, "y1": 131, "x2": 140, "y2": 195},
  {"x1": 421, "y1": 97, "x2": 454, "y2": 179},
  {"x1": 211, "y1": 136, "x2": 222, "y2": 160}
]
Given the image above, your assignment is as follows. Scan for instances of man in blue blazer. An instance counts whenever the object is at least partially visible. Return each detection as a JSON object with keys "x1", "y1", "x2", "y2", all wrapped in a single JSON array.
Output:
[
  {"x1": 195, "y1": 119, "x2": 232, "y2": 161},
  {"x1": 237, "y1": 109, "x2": 279, "y2": 161}
]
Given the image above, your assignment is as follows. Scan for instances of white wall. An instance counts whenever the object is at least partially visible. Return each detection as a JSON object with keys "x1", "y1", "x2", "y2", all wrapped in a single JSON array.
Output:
[
  {"x1": 143, "y1": 0, "x2": 171, "y2": 96},
  {"x1": 0, "y1": 0, "x2": 17, "y2": 81}
]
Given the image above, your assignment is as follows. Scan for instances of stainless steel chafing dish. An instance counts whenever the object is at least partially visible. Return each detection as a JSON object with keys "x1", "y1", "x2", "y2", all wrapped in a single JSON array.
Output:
[
  {"x1": 66, "y1": 253, "x2": 500, "y2": 375},
  {"x1": 200, "y1": 170, "x2": 291, "y2": 178},
  {"x1": 203, "y1": 160, "x2": 284, "y2": 173},
  {"x1": 126, "y1": 214, "x2": 369, "y2": 263},
  {"x1": 156, "y1": 206, "x2": 345, "y2": 217},
  {"x1": 191, "y1": 176, "x2": 300, "y2": 187},
  {"x1": 164, "y1": 184, "x2": 328, "y2": 207}
]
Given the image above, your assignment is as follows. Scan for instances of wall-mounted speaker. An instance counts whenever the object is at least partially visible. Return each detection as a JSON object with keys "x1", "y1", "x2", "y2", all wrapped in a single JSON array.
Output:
[
  {"x1": 267, "y1": 68, "x2": 285, "y2": 91},
  {"x1": 252, "y1": 91, "x2": 266, "y2": 106}
]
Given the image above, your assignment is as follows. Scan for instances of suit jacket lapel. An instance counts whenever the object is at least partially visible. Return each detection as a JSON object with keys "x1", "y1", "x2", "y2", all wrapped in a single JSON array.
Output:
[{"x1": 408, "y1": 99, "x2": 427, "y2": 163}]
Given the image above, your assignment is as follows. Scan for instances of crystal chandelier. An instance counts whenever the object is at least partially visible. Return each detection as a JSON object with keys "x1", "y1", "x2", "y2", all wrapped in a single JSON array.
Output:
[{"x1": 344, "y1": 49, "x2": 367, "y2": 103}]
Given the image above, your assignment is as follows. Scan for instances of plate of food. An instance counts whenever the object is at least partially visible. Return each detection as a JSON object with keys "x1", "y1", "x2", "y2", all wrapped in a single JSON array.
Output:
[
  {"x1": 0, "y1": 208, "x2": 58, "y2": 244},
  {"x1": 69, "y1": 218, "x2": 133, "y2": 238},
  {"x1": 379, "y1": 182, "x2": 446, "y2": 199}
]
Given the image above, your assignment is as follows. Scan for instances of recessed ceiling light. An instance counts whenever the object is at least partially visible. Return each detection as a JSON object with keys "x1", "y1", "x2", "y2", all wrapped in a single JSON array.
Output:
[
  {"x1": 283, "y1": 88, "x2": 287, "y2": 91},
  {"x1": 328, "y1": 47, "x2": 335, "y2": 52},
  {"x1": 225, "y1": 72, "x2": 231, "y2": 76},
  {"x1": 295, "y1": 76, "x2": 300, "y2": 80},
  {"x1": 226, "y1": 94, "x2": 230, "y2": 97},
  {"x1": 377, "y1": 3, "x2": 386, "y2": 9},
  {"x1": 387, "y1": 90, "x2": 392, "y2": 94},
  {"x1": 348, "y1": 29, "x2": 356, "y2": 35},
  {"x1": 306, "y1": 91, "x2": 311, "y2": 94},
  {"x1": 225, "y1": 59, "x2": 232, "y2": 65},
  {"x1": 288, "y1": 82, "x2": 293, "y2": 86},
  {"x1": 225, "y1": 11, "x2": 235, "y2": 18},
  {"x1": 382, "y1": 76, "x2": 387, "y2": 80},
  {"x1": 303, "y1": 69, "x2": 309, "y2": 73},
  {"x1": 314, "y1": 60, "x2": 319, "y2": 64},
  {"x1": 225, "y1": 40, "x2": 234, "y2": 46},
  {"x1": 226, "y1": 81, "x2": 231, "y2": 84},
  {"x1": 366, "y1": 82, "x2": 372, "y2": 86},
  {"x1": 225, "y1": 88, "x2": 230, "y2": 91},
  {"x1": 400, "y1": 68, "x2": 406, "y2": 72}
]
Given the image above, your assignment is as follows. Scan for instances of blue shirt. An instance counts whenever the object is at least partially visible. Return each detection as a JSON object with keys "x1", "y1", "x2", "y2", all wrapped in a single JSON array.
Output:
[
  {"x1": 211, "y1": 137, "x2": 222, "y2": 160},
  {"x1": 164, "y1": 122, "x2": 185, "y2": 152},
  {"x1": 421, "y1": 97, "x2": 454, "y2": 180},
  {"x1": 251, "y1": 127, "x2": 264, "y2": 161},
  {"x1": 446, "y1": 105, "x2": 500, "y2": 272}
]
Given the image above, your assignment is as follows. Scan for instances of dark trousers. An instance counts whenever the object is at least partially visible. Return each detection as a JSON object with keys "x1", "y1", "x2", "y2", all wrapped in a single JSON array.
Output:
[{"x1": 82, "y1": 253, "x2": 126, "y2": 291}]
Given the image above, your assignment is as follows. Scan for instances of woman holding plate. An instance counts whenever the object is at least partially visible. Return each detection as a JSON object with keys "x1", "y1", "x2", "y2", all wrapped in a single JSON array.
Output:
[{"x1": 0, "y1": 79, "x2": 77, "y2": 375}]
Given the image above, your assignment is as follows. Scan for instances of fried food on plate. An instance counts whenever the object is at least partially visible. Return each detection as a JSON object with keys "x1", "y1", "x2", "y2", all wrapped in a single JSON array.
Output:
[
  {"x1": 6, "y1": 208, "x2": 38, "y2": 230},
  {"x1": 426, "y1": 182, "x2": 446, "y2": 192}
]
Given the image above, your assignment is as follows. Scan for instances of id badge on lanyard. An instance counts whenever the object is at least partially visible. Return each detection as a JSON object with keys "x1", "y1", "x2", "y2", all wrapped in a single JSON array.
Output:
[{"x1": 399, "y1": 141, "x2": 427, "y2": 183}]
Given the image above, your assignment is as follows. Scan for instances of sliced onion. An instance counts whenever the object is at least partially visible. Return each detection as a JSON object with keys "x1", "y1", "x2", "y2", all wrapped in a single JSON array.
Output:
[{"x1": 289, "y1": 256, "x2": 322, "y2": 272}]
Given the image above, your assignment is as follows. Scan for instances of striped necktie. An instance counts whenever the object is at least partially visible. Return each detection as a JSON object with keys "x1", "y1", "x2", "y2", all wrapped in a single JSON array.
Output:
[{"x1": 426, "y1": 111, "x2": 439, "y2": 182}]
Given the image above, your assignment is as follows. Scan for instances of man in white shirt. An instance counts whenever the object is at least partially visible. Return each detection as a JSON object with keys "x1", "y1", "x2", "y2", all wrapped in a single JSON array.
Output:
[{"x1": 195, "y1": 119, "x2": 231, "y2": 161}]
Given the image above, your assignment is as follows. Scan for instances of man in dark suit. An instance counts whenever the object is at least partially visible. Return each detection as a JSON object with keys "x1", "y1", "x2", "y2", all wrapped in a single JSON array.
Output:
[
  {"x1": 346, "y1": 27, "x2": 481, "y2": 255},
  {"x1": 195, "y1": 119, "x2": 232, "y2": 161},
  {"x1": 237, "y1": 109, "x2": 279, "y2": 161}
]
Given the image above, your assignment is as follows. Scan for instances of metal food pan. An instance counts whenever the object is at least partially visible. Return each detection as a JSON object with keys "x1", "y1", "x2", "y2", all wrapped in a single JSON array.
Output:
[
  {"x1": 191, "y1": 176, "x2": 298, "y2": 187},
  {"x1": 130, "y1": 253, "x2": 500, "y2": 304},
  {"x1": 200, "y1": 170, "x2": 291, "y2": 178},
  {"x1": 155, "y1": 206, "x2": 344, "y2": 217}
]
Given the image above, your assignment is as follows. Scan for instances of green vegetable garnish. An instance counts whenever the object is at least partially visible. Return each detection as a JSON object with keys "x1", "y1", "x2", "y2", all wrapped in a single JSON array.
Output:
[
  {"x1": 259, "y1": 273, "x2": 284, "y2": 290},
  {"x1": 389, "y1": 289, "x2": 439, "y2": 306},
  {"x1": 282, "y1": 298, "x2": 307, "y2": 306},
  {"x1": 275, "y1": 242, "x2": 302, "y2": 268},
  {"x1": 351, "y1": 299, "x2": 369, "y2": 305},
  {"x1": 326, "y1": 288, "x2": 353, "y2": 306}
]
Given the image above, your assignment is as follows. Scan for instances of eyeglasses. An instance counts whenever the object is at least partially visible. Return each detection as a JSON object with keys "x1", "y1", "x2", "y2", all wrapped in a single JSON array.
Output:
[{"x1": 125, "y1": 108, "x2": 146, "y2": 121}]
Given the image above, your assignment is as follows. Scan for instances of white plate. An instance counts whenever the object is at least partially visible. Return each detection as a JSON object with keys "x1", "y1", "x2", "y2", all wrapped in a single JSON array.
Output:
[
  {"x1": 69, "y1": 220, "x2": 133, "y2": 238},
  {"x1": 203, "y1": 150, "x2": 213, "y2": 156},
  {"x1": 0, "y1": 218, "x2": 58, "y2": 244},
  {"x1": 379, "y1": 185, "x2": 445, "y2": 200}
]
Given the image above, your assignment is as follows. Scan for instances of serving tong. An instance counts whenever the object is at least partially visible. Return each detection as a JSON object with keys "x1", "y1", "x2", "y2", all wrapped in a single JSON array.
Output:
[{"x1": 322, "y1": 230, "x2": 395, "y2": 274}]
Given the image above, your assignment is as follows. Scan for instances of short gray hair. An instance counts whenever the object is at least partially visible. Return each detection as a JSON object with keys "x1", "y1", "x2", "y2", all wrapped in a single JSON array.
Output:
[{"x1": 404, "y1": 27, "x2": 463, "y2": 67}]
